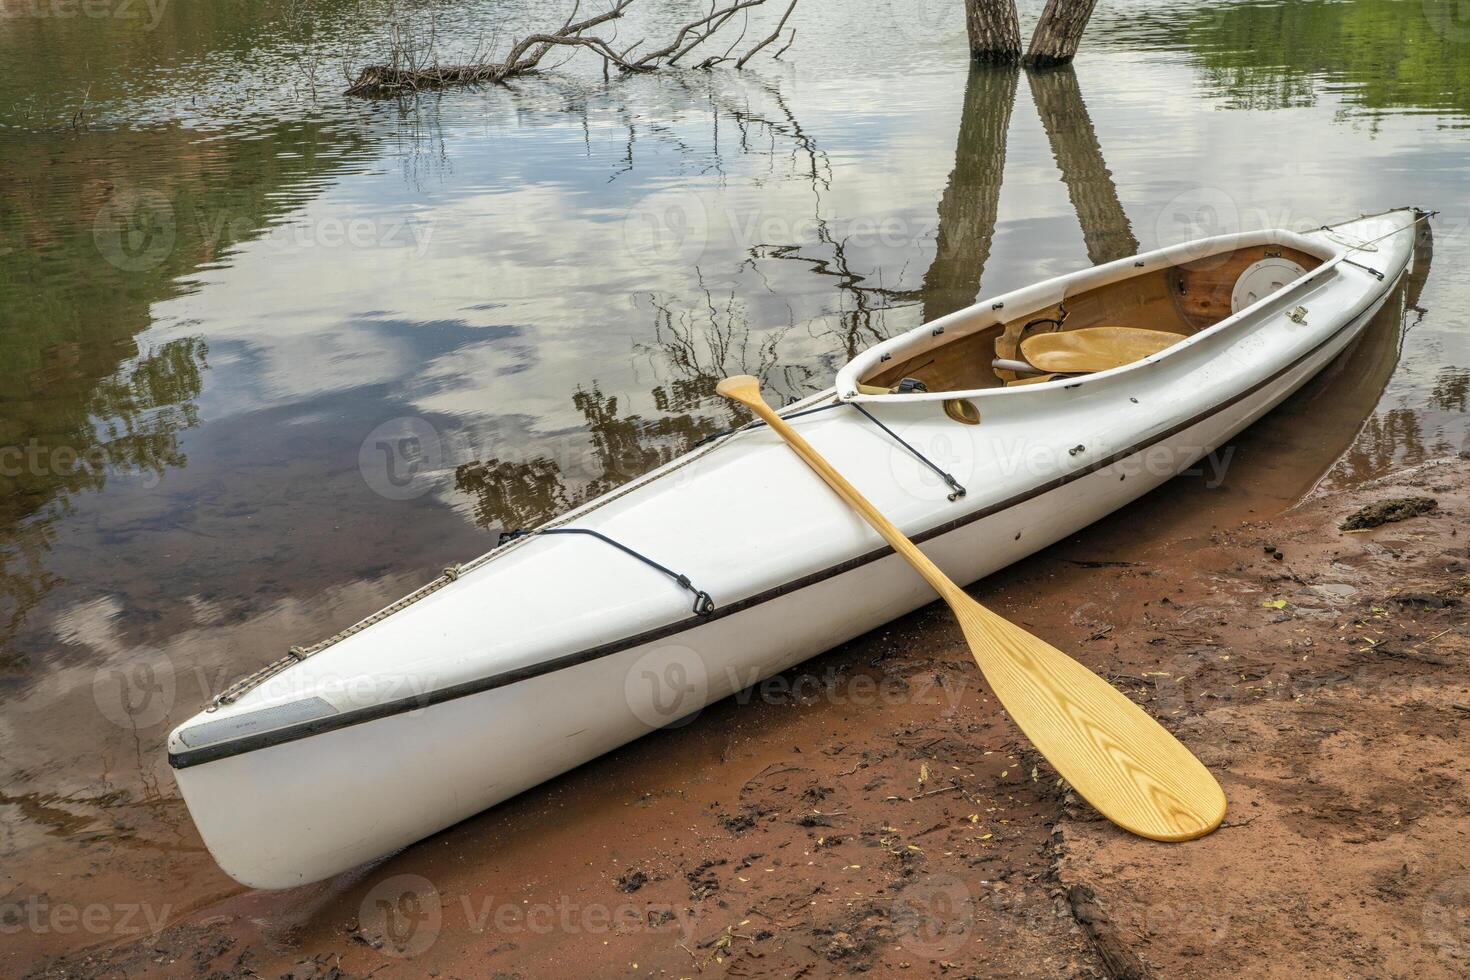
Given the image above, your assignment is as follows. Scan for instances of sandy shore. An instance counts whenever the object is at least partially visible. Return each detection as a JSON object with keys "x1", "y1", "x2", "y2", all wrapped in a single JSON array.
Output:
[{"x1": 20, "y1": 455, "x2": 1470, "y2": 979}]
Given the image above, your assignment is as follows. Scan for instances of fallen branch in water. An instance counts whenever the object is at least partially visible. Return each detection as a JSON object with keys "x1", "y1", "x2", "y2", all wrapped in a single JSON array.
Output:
[
  {"x1": 735, "y1": 0, "x2": 798, "y2": 68},
  {"x1": 345, "y1": 0, "x2": 799, "y2": 97}
]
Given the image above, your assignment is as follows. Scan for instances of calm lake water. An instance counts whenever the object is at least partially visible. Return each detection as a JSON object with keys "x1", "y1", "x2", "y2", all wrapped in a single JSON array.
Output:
[{"x1": 2, "y1": 0, "x2": 1468, "y2": 966}]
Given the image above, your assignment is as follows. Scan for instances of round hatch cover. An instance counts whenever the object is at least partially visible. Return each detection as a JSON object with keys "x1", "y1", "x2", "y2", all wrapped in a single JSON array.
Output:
[{"x1": 1231, "y1": 257, "x2": 1307, "y2": 313}]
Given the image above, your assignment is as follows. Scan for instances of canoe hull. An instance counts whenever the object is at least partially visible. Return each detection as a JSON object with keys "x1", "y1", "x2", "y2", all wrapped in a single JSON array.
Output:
[
  {"x1": 175, "y1": 283, "x2": 1401, "y2": 889},
  {"x1": 171, "y1": 211, "x2": 1419, "y2": 889}
]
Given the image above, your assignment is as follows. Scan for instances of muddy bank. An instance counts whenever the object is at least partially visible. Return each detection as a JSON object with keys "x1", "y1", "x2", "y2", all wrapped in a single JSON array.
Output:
[
  {"x1": 20, "y1": 456, "x2": 1470, "y2": 978},
  {"x1": 1054, "y1": 456, "x2": 1470, "y2": 978}
]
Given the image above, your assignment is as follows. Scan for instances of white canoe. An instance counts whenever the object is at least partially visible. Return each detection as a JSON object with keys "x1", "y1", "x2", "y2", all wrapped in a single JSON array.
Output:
[{"x1": 169, "y1": 208, "x2": 1423, "y2": 889}]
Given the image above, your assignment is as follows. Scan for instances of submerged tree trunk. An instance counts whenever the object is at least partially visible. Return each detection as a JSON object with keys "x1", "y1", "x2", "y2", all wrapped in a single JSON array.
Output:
[
  {"x1": 965, "y1": 0, "x2": 1022, "y2": 63},
  {"x1": 1028, "y1": 66, "x2": 1137, "y2": 265},
  {"x1": 921, "y1": 65, "x2": 1020, "y2": 324},
  {"x1": 1026, "y1": 0, "x2": 1098, "y2": 68}
]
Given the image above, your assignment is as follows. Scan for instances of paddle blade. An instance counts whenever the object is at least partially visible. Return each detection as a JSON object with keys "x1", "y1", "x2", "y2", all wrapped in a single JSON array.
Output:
[
  {"x1": 950, "y1": 591, "x2": 1225, "y2": 841},
  {"x1": 715, "y1": 374, "x2": 764, "y2": 406}
]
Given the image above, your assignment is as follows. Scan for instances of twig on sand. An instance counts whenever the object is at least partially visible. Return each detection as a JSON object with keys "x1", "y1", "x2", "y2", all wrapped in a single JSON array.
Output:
[
  {"x1": 910, "y1": 782, "x2": 964, "y2": 800},
  {"x1": 1414, "y1": 627, "x2": 1452, "y2": 648},
  {"x1": 741, "y1": 762, "x2": 805, "y2": 791}
]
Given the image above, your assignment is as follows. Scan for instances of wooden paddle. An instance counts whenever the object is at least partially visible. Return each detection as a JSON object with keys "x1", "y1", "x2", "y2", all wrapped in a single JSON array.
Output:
[{"x1": 716, "y1": 375, "x2": 1225, "y2": 842}]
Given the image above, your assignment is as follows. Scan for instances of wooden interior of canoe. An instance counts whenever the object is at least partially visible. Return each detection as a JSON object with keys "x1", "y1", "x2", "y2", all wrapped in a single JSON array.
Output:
[{"x1": 865, "y1": 243, "x2": 1322, "y2": 391}]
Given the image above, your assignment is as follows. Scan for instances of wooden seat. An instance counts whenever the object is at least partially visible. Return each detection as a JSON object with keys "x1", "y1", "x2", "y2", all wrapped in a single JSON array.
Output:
[{"x1": 1019, "y1": 326, "x2": 1185, "y2": 375}]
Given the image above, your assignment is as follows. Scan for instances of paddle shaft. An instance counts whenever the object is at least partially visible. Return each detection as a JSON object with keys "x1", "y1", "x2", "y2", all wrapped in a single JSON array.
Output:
[
  {"x1": 725, "y1": 387, "x2": 958, "y2": 600},
  {"x1": 717, "y1": 375, "x2": 1226, "y2": 842}
]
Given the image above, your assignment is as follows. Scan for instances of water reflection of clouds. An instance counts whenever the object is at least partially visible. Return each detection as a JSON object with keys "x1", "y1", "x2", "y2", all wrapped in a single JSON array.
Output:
[
  {"x1": 133, "y1": 48, "x2": 1467, "y2": 532},
  {"x1": 152, "y1": 77, "x2": 950, "y2": 433}
]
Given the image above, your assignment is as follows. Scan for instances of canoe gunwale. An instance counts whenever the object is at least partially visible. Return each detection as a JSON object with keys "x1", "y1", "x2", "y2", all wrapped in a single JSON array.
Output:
[
  {"x1": 835, "y1": 224, "x2": 1377, "y2": 403},
  {"x1": 167, "y1": 256, "x2": 1405, "y2": 773}
]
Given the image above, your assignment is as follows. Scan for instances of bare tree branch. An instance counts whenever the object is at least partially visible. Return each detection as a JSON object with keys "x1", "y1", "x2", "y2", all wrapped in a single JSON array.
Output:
[
  {"x1": 346, "y1": 0, "x2": 799, "y2": 97},
  {"x1": 495, "y1": 0, "x2": 634, "y2": 78},
  {"x1": 656, "y1": 0, "x2": 770, "y2": 66},
  {"x1": 736, "y1": 0, "x2": 798, "y2": 69}
]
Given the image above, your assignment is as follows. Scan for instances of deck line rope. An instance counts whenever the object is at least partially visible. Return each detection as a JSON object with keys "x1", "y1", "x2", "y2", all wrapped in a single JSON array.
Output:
[
  {"x1": 497, "y1": 527, "x2": 715, "y2": 617},
  {"x1": 208, "y1": 388, "x2": 835, "y2": 708}
]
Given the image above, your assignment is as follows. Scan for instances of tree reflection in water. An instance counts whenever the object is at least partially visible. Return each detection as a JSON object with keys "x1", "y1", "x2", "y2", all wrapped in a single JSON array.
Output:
[
  {"x1": 451, "y1": 63, "x2": 1155, "y2": 531},
  {"x1": 0, "y1": 120, "x2": 369, "y2": 652},
  {"x1": 448, "y1": 57, "x2": 1444, "y2": 532}
]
